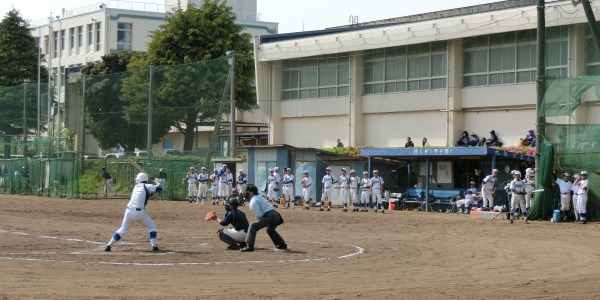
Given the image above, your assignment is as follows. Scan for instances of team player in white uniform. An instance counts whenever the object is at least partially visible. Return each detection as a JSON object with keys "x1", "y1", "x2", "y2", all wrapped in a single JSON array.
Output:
[
  {"x1": 105, "y1": 173, "x2": 162, "y2": 252},
  {"x1": 523, "y1": 168, "x2": 536, "y2": 216},
  {"x1": 574, "y1": 171, "x2": 590, "y2": 224},
  {"x1": 370, "y1": 170, "x2": 385, "y2": 213},
  {"x1": 301, "y1": 170, "x2": 312, "y2": 210},
  {"x1": 267, "y1": 169, "x2": 279, "y2": 207},
  {"x1": 481, "y1": 169, "x2": 498, "y2": 211},
  {"x1": 196, "y1": 167, "x2": 209, "y2": 205},
  {"x1": 210, "y1": 169, "x2": 219, "y2": 205},
  {"x1": 349, "y1": 170, "x2": 360, "y2": 212},
  {"x1": 185, "y1": 167, "x2": 198, "y2": 202},
  {"x1": 236, "y1": 169, "x2": 247, "y2": 196},
  {"x1": 571, "y1": 174, "x2": 580, "y2": 222},
  {"x1": 456, "y1": 181, "x2": 478, "y2": 214},
  {"x1": 509, "y1": 171, "x2": 527, "y2": 224},
  {"x1": 339, "y1": 168, "x2": 350, "y2": 212},
  {"x1": 321, "y1": 167, "x2": 336, "y2": 211},
  {"x1": 555, "y1": 172, "x2": 572, "y2": 222},
  {"x1": 218, "y1": 166, "x2": 231, "y2": 205},
  {"x1": 281, "y1": 168, "x2": 295, "y2": 209},
  {"x1": 360, "y1": 171, "x2": 371, "y2": 212}
]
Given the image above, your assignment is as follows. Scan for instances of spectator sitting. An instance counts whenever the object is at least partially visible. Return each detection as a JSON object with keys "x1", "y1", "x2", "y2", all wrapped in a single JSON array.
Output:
[
  {"x1": 519, "y1": 128, "x2": 536, "y2": 147},
  {"x1": 405, "y1": 137, "x2": 415, "y2": 148},
  {"x1": 485, "y1": 130, "x2": 503, "y2": 147},
  {"x1": 422, "y1": 138, "x2": 430, "y2": 147},
  {"x1": 455, "y1": 131, "x2": 470, "y2": 147},
  {"x1": 468, "y1": 132, "x2": 480, "y2": 146},
  {"x1": 336, "y1": 138, "x2": 344, "y2": 148}
]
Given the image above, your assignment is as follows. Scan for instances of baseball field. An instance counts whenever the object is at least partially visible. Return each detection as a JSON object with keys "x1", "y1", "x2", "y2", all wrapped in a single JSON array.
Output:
[{"x1": 1, "y1": 194, "x2": 599, "y2": 299}]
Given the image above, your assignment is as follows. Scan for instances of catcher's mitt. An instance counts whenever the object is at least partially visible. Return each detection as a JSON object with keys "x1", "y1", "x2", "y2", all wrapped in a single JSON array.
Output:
[{"x1": 205, "y1": 211, "x2": 217, "y2": 221}]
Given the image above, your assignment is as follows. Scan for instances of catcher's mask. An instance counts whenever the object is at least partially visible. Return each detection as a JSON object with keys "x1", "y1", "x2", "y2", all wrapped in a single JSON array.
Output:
[{"x1": 225, "y1": 199, "x2": 240, "y2": 211}]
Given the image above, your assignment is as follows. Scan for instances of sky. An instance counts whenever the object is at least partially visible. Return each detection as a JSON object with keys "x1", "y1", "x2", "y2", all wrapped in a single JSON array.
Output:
[{"x1": 1, "y1": 0, "x2": 496, "y2": 34}]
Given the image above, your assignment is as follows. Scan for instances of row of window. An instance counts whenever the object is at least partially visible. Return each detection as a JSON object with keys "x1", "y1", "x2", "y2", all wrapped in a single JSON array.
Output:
[
  {"x1": 281, "y1": 26, "x2": 586, "y2": 100},
  {"x1": 43, "y1": 22, "x2": 133, "y2": 57}
]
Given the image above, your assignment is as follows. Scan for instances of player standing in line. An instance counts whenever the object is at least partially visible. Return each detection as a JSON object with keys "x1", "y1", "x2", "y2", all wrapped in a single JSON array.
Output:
[
  {"x1": 105, "y1": 173, "x2": 162, "y2": 252},
  {"x1": 509, "y1": 171, "x2": 527, "y2": 224},
  {"x1": 267, "y1": 169, "x2": 279, "y2": 208},
  {"x1": 481, "y1": 169, "x2": 498, "y2": 211},
  {"x1": 218, "y1": 166, "x2": 230, "y2": 205},
  {"x1": 370, "y1": 170, "x2": 385, "y2": 213},
  {"x1": 210, "y1": 169, "x2": 219, "y2": 205},
  {"x1": 571, "y1": 174, "x2": 580, "y2": 223},
  {"x1": 574, "y1": 171, "x2": 590, "y2": 224},
  {"x1": 281, "y1": 167, "x2": 295, "y2": 209},
  {"x1": 101, "y1": 167, "x2": 117, "y2": 198},
  {"x1": 555, "y1": 172, "x2": 572, "y2": 221},
  {"x1": 273, "y1": 166, "x2": 282, "y2": 200},
  {"x1": 321, "y1": 167, "x2": 336, "y2": 211},
  {"x1": 349, "y1": 170, "x2": 359, "y2": 212},
  {"x1": 523, "y1": 168, "x2": 536, "y2": 216},
  {"x1": 339, "y1": 168, "x2": 350, "y2": 212},
  {"x1": 456, "y1": 181, "x2": 478, "y2": 214},
  {"x1": 236, "y1": 169, "x2": 247, "y2": 198},
  {"x1": 301, "y1": 170, "x2": 312, "y2": 210},
  {"x1": 184, "y1": 167, "x2": 198, "y2": 203},
  {"x1": 196, "y1": 167, "x2": 209, "y2": 205},
  {"x1": 360, "y1": 171, "x2": 371, "y2": 212}
]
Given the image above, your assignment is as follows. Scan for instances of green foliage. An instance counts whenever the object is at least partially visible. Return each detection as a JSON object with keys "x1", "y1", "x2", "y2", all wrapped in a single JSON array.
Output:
[
  {"x1": 320, "y1": 147, "x2": 366, "y2": 157},
  {"x1": 0, "y1": 9, "x2": 48, "y2": 86}
]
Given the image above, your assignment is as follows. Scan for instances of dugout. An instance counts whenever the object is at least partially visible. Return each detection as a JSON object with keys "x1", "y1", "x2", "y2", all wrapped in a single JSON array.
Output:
[
  {"x1": 360, "y1": 147, "x2": 535, "y2": 211},
  {"x1": 245, "y1": 145, "x2": 367, "y2": 206}
]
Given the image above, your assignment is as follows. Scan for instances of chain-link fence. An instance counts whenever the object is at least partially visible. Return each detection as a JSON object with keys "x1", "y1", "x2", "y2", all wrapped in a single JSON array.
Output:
[{"x1": 0, "y1": 158, "x2": 79, "y2": 198}]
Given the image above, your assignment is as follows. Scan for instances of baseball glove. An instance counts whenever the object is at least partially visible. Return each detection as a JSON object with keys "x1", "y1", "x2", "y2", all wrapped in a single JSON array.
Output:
[{"x1": 205, "y1": 211, "x2": 217, "y2": 221}]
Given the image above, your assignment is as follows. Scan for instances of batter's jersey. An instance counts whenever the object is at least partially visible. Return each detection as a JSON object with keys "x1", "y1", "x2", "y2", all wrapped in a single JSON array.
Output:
[{"x1": 127, "y1": 183, "x2": 161, "y2": 209}]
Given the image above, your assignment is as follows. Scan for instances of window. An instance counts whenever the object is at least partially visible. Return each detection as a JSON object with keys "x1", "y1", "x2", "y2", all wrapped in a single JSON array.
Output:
[
  {"x1": 53, "y1": 31, "x2": 58, "y2": 58},
  {"x1": 463, "y1": 26, "x2": 568, "y2": 86},
  {"x1": 282, "y1": 54, "x2": 349, "y2": 100},
  {"x1": 364, "y1": 41, "x2": 447, "y2": 94},
  {"x1": 60, "y1": 29, "x2": 65, "y2": 52},
  {"x1": 96, "y1": 22, "x2": 102, "y2": 51},
  {"x1": 88, "y1": 24, "x2": 93, "y2": 47},
  {"x1": 117, "y1": 23, "x2": 133, "y2": 51},
  {"x1": 77, "y1": 26, "x2": 83, "y2": 47},
  {"x1": 69, "y1": 28, "x2": 75, "y2": 50},
  {"x1": 585, "y1": 23, "x2": 600, "y2": 75}
]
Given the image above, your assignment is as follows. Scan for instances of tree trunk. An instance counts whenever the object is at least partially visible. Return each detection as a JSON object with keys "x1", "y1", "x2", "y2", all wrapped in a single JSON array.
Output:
[{"x1": 182, "y1": 112, "x2": 199, "y2": 152}]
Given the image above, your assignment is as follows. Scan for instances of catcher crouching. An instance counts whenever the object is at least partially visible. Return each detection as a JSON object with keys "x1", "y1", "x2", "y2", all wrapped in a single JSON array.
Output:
[{"x1": 206, "y1": 199, "x2": 249, "y2": 250}]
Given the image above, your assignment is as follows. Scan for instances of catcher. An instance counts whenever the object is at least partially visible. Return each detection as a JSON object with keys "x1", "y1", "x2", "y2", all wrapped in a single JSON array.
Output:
[{"x1": 206, "y1": 199, "x2": 249, "y2": 250}]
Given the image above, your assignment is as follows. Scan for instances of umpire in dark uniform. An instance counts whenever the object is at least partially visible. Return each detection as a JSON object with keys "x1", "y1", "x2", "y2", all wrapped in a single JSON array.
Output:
[{"x1": 241, "y1": 185, "x2": 287, "y2": 252}]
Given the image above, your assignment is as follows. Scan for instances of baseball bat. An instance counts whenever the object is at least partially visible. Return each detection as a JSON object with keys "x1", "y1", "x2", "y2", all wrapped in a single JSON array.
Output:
[{"x1": 127, "y1": 159, "x2": 147, "y2": 174}]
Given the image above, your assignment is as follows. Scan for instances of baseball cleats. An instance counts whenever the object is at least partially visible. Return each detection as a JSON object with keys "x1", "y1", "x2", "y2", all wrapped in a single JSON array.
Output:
[
  {"x1": 275, "y1": 244, "x2": 288, "y2": 250},
  {"x1": 227, "y1": 244, "x2": 240, "y2": 250},
  {"x1": 380, "y1": 210, "x2": 385, "y2": 214},
  {"x1": 152, "y1": 246, "x2": 160, "y2": 252},
  {"x1": 319, "y1": 208, "x2": 324, "y2": 211},
  {"x1": 342, "y1": 208, "x2": 348, "y2": 212},
  {"x1": 104, "y1": 245, "x2": 111, "y2": 252},
  {"x1": 326, "y1": 207, "x2": 330, "y2": 211},
  {"x1": 374, "y1": 209, "x2": 378, "y2": 213},
  {"x1": 304, "y1": 206, "x2": 309, "y2": 210},
  {"x1": 240, "y1": 246, "x2": 255, "y2": 252},
  {"x1": 509, "y1": 219, "x2": 513, "y2": 224}
]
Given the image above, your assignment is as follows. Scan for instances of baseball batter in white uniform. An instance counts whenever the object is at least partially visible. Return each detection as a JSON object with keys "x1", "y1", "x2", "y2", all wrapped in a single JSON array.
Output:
[
  {"x1": 574, "y1": 171, "x2": 589, "y2": 224},
  {"x1": 196, "y1": 167, "x2": 209, "y2": 205},
  {"x1": 349, "y1": 170, "x2": 360, "y2": 212},
  {"x1": 370, "y1": 170, "x2": 385, "y2": 213},
  {"x1": 481, "y1": 169, "x2": 498, "y2": 211},
  {"x1": 321, "y1": 167, "x2": 336, "y2": 211},
  {"x1": 301, "y1": 170, "x2": 312, "y2": 209},
  {"x1": 509, "y1": 171, "x2": 527, "y2": 224},
  {"x1": 210, "y1": 169, "x2": 219, "y2": 205},
  {"x1": 218, "y1": 167, "x2": 230, "y2": 205},
  {"x1": 267, "y1": 169, "x2": 279, "y2": 207},
  {"x1": 571, "y1": 174, "x2": 580, "y2": 222},
  {"x1": 555, "y1": 172, "x2": 572, "y2": 221},
  {"x1": 185, "y1": 167, "x2": 198, "y2": 202},
  {"x1": 281, "y1": 168, "x2": 295, "y2": 209},
  {"x1": 105, "y1": 173, "x2": 162, "y2": 252},
  {"x1": 523, "y1": 168, "x2": 536, "y2": 215},
  {"x1": 236, "y1": 169, "x2": 247, "y2": 196},
  {"x1": 360, "y1": 171, "x2": 370, "y2": 212},
  {"x1": 456, "y1": 181, "x2": 478, "y2": 214},
  {"x1": 339, "y1": 168, "x2": 350, "y2": 212}
]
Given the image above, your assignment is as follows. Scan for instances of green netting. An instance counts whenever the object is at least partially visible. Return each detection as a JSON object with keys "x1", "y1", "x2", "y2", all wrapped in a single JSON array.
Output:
[
  {"x1": 537, "y1": 76, "x2": 600, "y2": 219},
  {"x1": 0, "y1": 158, "x2": 79, "y2": 198}
]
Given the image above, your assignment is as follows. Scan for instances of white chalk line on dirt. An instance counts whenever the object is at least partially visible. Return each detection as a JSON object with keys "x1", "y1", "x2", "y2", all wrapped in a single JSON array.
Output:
[{"x1": 0, "y1": 229, "x2": 365, "y2": 266}]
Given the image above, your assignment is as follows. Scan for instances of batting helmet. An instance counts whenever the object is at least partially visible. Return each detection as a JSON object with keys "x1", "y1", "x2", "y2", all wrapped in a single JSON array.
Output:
[{"x1": 136, "y1": 173, "x2": 149, "y2": 183}]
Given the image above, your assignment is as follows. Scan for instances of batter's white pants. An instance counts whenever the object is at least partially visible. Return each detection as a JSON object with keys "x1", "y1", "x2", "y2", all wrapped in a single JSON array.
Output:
[
  {"x1": 482, "y1": 189, "x2": 494, "y2": 208},
  {"x1": 112, "y1": 207, "x2": 157, "y2": 247},
  {"x1": 372, "y1": 189, "x2": 383, "y2": 209},
  {"x1": 350, "y1": 188, "x2": 358, "y2": 205},
  {"x1": 572, "y1": 195, "x2": 580, "y2": 220},
  {"x1": 223, "y1": 227, "x2": 247, "y2": 243},
  {"x1": 218, "y1": 182, "x2": 229, "y2": 199},
  {"x1": 510, "y1": 194, "x2": 526, "y2": 219},
  {"x1": 456, "y1": 198, "x2": 474, "y2": 209},
  {"x1": 340, "y1": 187, "x2": 349, "y2": 206},
  {"x1": 525, "y1": 193, "x2": 533, "y2": 211},
  {"x1": 577, "y1": 194, "x2": 588, "y2": 219},
  {"x1": 187, "y1": 183, "x2": 197, "y2": 198},
  {"x1": 560, "y1": 194, "x2": 570, "y2": 211},
  {"x1": 197, "y1": 183, "x2": 208, "y2": 201}
]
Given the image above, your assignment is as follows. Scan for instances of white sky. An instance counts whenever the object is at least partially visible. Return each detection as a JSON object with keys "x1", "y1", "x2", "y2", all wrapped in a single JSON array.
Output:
[{"x1": 2, "y1": 0, "x2": 498, "y2": 34}]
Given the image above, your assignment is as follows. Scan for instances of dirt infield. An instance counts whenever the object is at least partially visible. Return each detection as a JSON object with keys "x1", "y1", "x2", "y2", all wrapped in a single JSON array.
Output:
[{"x1": 1, "y1": 194, "x2": 600, "y2": 299}]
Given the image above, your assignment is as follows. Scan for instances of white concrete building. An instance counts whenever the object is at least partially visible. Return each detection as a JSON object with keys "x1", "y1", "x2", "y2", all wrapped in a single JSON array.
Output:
[
  {"x1": 253, "y1": 0, "x2": 600, "y2": 149},
  {"x1": 29, "y1": 0, "x2": 277, "y2": 156}
]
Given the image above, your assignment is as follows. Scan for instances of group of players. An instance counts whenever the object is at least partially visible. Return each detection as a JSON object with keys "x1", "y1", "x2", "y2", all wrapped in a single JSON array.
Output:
[
  {"x1": 183, "y1": 164, "x2": 247, "y2": 206},
  {"x1": 262, "y1": 166, "x2": 387, "y2": 213}
]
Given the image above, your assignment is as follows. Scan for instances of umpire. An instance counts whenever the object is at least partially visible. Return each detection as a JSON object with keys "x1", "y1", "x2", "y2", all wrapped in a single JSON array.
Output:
[{"x1": 241, "y1": 185, "x2": 287, "y2": 252}]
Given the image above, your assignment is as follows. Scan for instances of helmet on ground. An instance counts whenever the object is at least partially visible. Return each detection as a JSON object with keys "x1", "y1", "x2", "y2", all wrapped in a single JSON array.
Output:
[
  {"x1": 226, "y1": 199, "x2": 240, "y2": 209},
  {"x1": 136, "y1": 173, "x2": 149, "y2": 183}
]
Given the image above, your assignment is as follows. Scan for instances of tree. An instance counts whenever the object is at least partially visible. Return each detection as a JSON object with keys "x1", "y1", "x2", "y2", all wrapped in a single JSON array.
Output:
[
  {"x1": 0, "y1": 9, "x2": 48, "y2": 86},
  {"x1": 125, "y1": 0, "x2": 256, "y2": 151},
  {"x1": 80, "y1": 52, "x2": 172, "y2": 152}
]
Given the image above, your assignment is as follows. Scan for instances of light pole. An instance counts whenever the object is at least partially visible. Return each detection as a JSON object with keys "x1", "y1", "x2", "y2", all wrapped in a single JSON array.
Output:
[{"x1": 227, "y1": 51, "x2": 236, "y2": 158}]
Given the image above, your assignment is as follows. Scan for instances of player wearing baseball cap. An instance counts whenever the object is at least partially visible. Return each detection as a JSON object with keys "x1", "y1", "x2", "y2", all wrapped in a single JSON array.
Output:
[
  {"x1": 301, "y1": 170, "x2": 312, "y2": 210},
  {"x1": 184, "y1": 167, "x2": 198, "y2": 203},
  {"x1": 555, "y1": 172, "x2": 572, "y2": 222},
  {"x1": 281, "y1": 168, "x2": 295, "y2": 209},
  {"x1": 321, "y1": 167, "x2": 336, "y2": 211},
  {"x1": 574, "y1": 171, "x2": 589, "y2": 224},
  {"x1": 267, "y1": 169, "x2": 279, "y2": 208},
  {"x1": 339, "y1": 168, "x2": 350, "y2": 212},
  {"x1": 481, "y1": 169, "x2": 498, "y2": 211},
  {"x1": 210, "y1": 169, "x2": 220, "y2": 205},
  {"x1": 509, "y1": 171, "x2": 527, "y2": 224},
  {"x1": 360, "y1": 171, "x2": 371, "y2": 212},
  {"x1": 196, "y1": 167, "x2": 209, "y2": 205},
  {"x1": 370, "y1": 170, "x2": 385, "y2": 213},
  {"x1": 349, "y1": 170, "x2": 360, "y2": 212}
]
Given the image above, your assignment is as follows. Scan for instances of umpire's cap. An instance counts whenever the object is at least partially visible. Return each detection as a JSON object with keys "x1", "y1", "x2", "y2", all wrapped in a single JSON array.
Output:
[
  {"x1": 247, "y1": 184, "x2": 259, "y2": 195},
  {"x1": 226, "y1": 199, "x2": 240, "y2": 209}
]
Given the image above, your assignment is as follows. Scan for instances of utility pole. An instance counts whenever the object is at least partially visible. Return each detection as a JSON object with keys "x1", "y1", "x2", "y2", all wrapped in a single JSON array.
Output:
[
  {"x1": 229, "y1": 51, "x2": 236, "y2": 158},
  {"x1": 23, "y1": 83, "x2": 27, "y2": 156},
  {"x1": 147, "y1": 65, "x2": 153, "y2": 158},
  {"x1": 535, "y1": 0, "x2": 545, "y2": 166}
]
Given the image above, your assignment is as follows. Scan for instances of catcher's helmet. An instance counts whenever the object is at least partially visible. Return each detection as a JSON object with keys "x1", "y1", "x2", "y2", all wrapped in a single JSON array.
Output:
[
  {"x1": 226, "y1": 199, "x2": 240, "y2": 209},
  {"x1": 136, "y1": 173, "x2": 149, "y2": 183}
]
